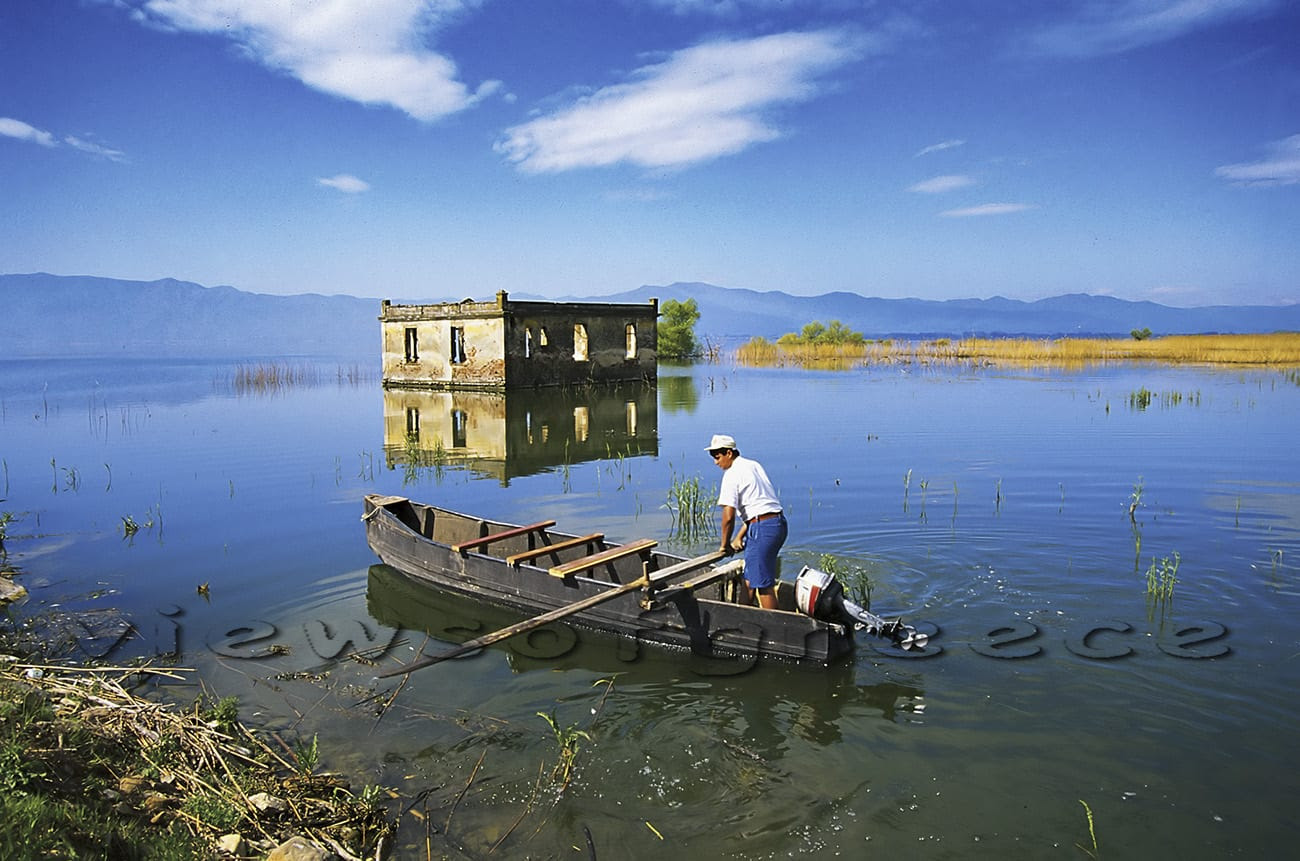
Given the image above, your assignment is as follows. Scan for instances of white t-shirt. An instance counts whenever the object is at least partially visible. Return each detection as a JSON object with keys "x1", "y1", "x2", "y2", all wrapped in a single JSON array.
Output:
[{"x1": 717, "y1": 455, "x2": 782, "y2": 522}]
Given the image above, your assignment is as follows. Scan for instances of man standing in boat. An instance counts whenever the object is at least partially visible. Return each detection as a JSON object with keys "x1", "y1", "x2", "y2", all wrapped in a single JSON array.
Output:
[{"x1": 709, "y1": 433, "x2": 787, "y2": 610}]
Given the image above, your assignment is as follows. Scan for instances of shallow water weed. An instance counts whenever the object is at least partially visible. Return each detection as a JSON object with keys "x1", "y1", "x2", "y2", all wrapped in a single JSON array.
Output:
[
  {"x1": 1076, "y1": 799, "x2": 1099, "y2": 859},
  {"x1": 664, "y1": 469, "x2": 715, "y2": 541},
  {"x1": 537, "y1": 711, "x2": 589, "y2": 793},
  {"x1": 1145, "y1": 552, "x2": 1180, "y2": 601}
]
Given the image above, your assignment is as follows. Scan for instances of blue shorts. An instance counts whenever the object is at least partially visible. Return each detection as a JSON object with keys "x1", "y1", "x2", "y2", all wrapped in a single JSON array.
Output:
[{"x1": 744, "y1": 513, "x2": 787, "y2": 589}]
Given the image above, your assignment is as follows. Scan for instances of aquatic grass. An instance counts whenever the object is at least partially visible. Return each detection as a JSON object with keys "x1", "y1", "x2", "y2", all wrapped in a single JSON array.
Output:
[
  {"x1": 0, "y1": 512, "x2": 16, "y2": 555},
  {"x1": 537, "y1": 711, "x2": 590, "y2": 794},
  {"x1": 1128, "y1": 387, "x2": 1154, "y2": 410},
  {"x1": 1128, "y1": 477, "x2": 1144, "y2": 521},
  {"x1": 818, "y1": 553, "x2": 872, "y2": 607},
  {"x1": 1128, "y1": 388, "x2": 1200, "y2": 410},
  {"x1": 735, "y1": 336, "x2": 871, "y2": 370},
  {"x1": 664, "y1": 468, "x2": 716, "y2": 541},
  {"x1": 357, "y1": 450, "x2": 376, "y2": 482},
  {"x1": 1076, "y1": 799, "x2": 1100, "y2": 859},
  {"x1": 733, "y1": 332, "x2": 1300, "y2": 369},
  {"x1": 119, "y1": 504, "x2": 159, "y2": 542},
  {"x1": 1145, "y1": 552, "x2": 1180, "y2": 601},
  {"x1": 400, "y1": 432, "x2": 447, "y2": 485}
]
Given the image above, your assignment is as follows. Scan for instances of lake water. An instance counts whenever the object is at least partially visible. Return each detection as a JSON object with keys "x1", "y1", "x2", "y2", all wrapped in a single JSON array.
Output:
[{"x1": 2, "y1": 356, "x2": 1298, "y2": 858}]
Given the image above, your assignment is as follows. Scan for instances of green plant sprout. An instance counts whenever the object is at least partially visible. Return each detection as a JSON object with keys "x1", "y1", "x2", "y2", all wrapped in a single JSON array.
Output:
[
  {"x1": 1128, "y1": 477, "x2": 1144, "y2": 521},
  {"x1": 1076, "y1": 799, "x2": 1099, "y2": 859},
  {"x1": 537, "y1": 711, "x2": 590, "y2": 793},
  {"x1": 1145, "y1": 552, "x2": 1180, "y2": 601},
  {"x1": 664, "y1": 467, "x2": 715, "y2": 541}
]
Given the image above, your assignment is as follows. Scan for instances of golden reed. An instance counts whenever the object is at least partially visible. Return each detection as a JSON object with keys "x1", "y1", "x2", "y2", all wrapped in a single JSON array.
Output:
[{"x1": 735, "y1": 332, "x2": 1300, "y2": 368}]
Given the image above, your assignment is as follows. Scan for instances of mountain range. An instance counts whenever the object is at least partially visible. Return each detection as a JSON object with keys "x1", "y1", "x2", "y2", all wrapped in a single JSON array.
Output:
[{"x1": 3, "y1": 273, "x2": 1297, "y2": 359}]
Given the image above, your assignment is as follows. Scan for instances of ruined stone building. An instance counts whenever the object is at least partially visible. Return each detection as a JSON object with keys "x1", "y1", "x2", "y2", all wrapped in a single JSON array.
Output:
[{"x1": 380, "y1": 292, "x2": 658, "y2": 390}]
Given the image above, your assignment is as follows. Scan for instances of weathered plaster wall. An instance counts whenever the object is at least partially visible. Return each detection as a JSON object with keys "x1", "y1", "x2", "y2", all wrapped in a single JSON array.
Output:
[
  {"x1": 380, "y1": 296, "x2": 657, "y2": 390},
  {"x1": 380, "y1": 299, "x2": 506, "y2": 389}
]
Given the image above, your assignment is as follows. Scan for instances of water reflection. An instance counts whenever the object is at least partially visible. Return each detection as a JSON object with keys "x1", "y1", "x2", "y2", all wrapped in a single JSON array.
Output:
[
  {"x1": 657, "y1": 371, "x2": 700, "y2": 412},
  {"x1": 381, "y1": 382, "x2": 658, "y2": 485},
  {"x1": 366, "y1": 562, "x2": 925, "y2": 760}
]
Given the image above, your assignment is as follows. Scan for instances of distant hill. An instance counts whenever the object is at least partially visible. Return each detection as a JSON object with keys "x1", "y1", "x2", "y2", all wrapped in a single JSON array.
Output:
[
  {"x1": 2, "y1": 273, "x2": 1297, "y2": 359},
  {"x1": 591, "y1": 282, "x2": 1300, "y2": 341},
  {"x1": 0, "y1": 273, "x2": 379, "y2": 359}
]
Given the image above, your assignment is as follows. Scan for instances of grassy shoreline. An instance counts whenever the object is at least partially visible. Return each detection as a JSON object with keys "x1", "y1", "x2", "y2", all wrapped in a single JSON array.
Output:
[
  {"x1": 0, "y1": 655, "x2": 393, "y2": 860},
  {"x1": 735, "y1": 332, "x2": 1300, "y2": 368}
]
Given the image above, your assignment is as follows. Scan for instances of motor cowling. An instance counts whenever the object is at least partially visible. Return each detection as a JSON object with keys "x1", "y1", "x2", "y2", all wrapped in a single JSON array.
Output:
[
  {"x1": 794, "y1": 565, "x2": 927, "y2": 651},
  {"x1": 795, "y1": 565, "x2": 845, "y2": 620}
]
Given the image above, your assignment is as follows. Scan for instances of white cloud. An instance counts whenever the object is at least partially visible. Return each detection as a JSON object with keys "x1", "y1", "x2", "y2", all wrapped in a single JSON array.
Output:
[
  {"x1": 939, "y1": 203, "x2": 1035, "y2": 217},
  {"x1": 1, "y1": 117, "x2": 126, "y2": 161},
  {"x1": 65, "y1": 135, "x2": 128, "y2": 162},
  {"x1": 647, "y1": 0, "x2": 822, "y2": 15},
  {"x1": 495, "y1": 29, "x2": 865, "y2": 173},
  {"x1": 915, "y1": 139, "x2": 964, "y2": 157},
  {"x1": 318, "y1": 174, "x2": 372, "y2": 193},
  {"x1": 126, "y1": 0, "x2": 498, "y2": 122},
  {"x1": 1028, "y1": 0, "x2": 1277, "y2": 57},
  {"x1": 1214, "y1": 134, "x2": 1300, "y2": 186},
  {"x1": 0, "y1": 117, "x2": 58, "y2": 147},
  {"x1": 909, "y1": 174, "x2": 975, "y2": 194}
]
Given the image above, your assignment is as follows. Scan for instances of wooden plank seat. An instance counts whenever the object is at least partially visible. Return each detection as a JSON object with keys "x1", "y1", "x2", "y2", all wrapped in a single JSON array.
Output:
[
  {"x1": 506, "y1": 533, "x2": 604, "y2": 567},
  {"x1": 452, "y1": 520, "x2": 556, "y2": 554},
  {"x1": 548, "y1": 538, "x2": 658, "y2": 579},
  {"x1": 646, "y1": 559, "x2": 746, "y2": 606}
]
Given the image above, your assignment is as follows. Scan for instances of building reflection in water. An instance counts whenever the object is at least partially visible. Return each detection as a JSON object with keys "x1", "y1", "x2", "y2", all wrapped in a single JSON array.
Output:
[{"x1": 382, "y1": 382, "x2": 659, "y2": 485}]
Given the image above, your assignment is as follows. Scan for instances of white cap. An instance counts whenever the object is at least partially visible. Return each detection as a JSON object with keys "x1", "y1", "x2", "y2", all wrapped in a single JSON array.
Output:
[{"x1": 705, "y1": 433, "x2": 737, "y2": 451}]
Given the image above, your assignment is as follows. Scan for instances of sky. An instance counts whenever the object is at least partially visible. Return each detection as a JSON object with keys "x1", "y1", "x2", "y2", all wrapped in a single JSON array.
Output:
[{"x1": 1, "y1": 0, "x2": 1298, "y2": 306}]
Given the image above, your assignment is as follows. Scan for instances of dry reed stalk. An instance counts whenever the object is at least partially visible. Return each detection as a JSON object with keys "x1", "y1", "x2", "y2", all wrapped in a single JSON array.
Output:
[{"x1": 2, "y1": 661, "x2": 392, "y2": 857}]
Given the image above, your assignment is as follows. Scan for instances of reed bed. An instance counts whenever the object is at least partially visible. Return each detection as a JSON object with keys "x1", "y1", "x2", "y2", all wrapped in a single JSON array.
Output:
[
  {"x1": 735, "y1": 332, "x2": 1300, "y2": 369},
  {"x1": 230, "y1": 362, "x2": 376, "y2": 395}
]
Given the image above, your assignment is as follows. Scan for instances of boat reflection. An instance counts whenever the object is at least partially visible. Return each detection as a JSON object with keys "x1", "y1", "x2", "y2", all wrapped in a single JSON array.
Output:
[
  {"x1": 381, "y1": 382, "x2": 657, "y2": 485},
  {"x1": 365, "y1": 563, "x2": 926, "y2": 747}
]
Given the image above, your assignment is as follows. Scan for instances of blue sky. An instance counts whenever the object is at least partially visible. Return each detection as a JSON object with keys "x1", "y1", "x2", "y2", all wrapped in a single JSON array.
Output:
[{"x1": 2, "y1": 0, "x2": 1297, "y2": 305}]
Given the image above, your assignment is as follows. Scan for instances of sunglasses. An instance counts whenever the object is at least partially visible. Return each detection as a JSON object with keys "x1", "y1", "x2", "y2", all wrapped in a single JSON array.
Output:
[{"x1": 710, "y1": 449, "x2": 730, "y2": 459}]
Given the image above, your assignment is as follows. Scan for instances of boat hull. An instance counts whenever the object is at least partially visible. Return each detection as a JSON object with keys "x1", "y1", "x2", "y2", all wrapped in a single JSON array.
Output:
[{"x1": 362, "y1": 495, "x2": 853, "y2": 666}]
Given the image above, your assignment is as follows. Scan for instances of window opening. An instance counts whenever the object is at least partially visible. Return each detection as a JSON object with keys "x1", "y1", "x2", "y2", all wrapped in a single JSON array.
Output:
[
  {"x1": 574, "y1": 406, "x2": 590, "y2": 442},
  {"x1": 404, "y1": 327, "x2": 419, "y2": 362},
  {"x1": 451, "y1": 408, "x2": 467, "y2": 448},
  {"x1": 625, "y1": 324, "x2": 637, "y2": 359},
  {"x1": 405, "y1": 407, "x2": 421, "y2": 440},
  {"x1": 573, "y1": 323, "x2": 589, "y2": 361},
  {"x1": 525, "y1": 327, "x2": 533, "y2": 358},
  {"x1": 539, "y1": 327, "x2": 549, "y2": 346},
  {"x1": 450, "y1": 327, "x2": 466, "y2": 364},
  {"x1": 625, "y1": 401, "x2": 637, "y2": 436}
]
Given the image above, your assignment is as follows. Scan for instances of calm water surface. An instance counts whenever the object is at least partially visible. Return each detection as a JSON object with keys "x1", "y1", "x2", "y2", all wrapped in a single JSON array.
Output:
[{"x1": 2, "y1": 357, "x2": 1298, "y2": 858}]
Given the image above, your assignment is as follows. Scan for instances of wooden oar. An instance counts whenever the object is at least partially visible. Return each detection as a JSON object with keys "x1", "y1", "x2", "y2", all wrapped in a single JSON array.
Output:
[{"x1": 378, "y1": 550, "x2": 734, "y2": 678}]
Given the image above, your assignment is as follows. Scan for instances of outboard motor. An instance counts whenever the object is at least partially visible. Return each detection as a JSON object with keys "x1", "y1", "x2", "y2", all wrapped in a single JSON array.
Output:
[{"x1": 795, "y1": 566, "x2": 927, "y2": 651}]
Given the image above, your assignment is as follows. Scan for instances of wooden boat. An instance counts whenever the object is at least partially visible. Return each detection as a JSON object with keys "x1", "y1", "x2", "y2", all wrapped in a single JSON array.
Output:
[{"x1": 362, "y1": 494, "x2": 856, "y2": 667}]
